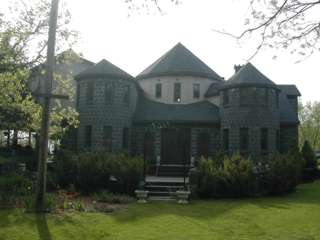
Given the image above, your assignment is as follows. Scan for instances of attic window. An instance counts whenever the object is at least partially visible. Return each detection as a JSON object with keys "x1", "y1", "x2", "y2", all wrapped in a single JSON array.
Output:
[
  {"x1": 174, "y1": 82, "x2": 181, "y2": 103},
  {"x1": 155, "y1": 83, "x2": 162, "y2": 98},
  {"x1": 193, "y1": 84, "x2": 200, "y2": 98}
]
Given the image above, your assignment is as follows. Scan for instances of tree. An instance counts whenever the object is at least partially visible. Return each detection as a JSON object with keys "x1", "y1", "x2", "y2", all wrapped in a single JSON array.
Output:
[
  {"x1": 301, "y1": 140, "x2": 317, "y2": 168},
  {"x1": 0, "y1": 0, "x2": 79, "y2": 146},
  {"x1": 216, "y1": 0, "x2": 320, "y2": 60},
  {"x1": 299, "y1": 101, "x2": 320, "y2": 151}
]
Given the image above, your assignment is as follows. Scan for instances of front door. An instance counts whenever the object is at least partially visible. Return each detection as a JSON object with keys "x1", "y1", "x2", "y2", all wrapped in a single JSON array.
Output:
[{"x1": 161, "y1": 128, "x2": 190, "y2": 165}]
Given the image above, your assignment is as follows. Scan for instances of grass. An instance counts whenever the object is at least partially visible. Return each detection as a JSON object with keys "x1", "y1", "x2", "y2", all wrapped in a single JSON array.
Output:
[{"x1": 1, "y1": 181, "x2": 320, "y2": 240}]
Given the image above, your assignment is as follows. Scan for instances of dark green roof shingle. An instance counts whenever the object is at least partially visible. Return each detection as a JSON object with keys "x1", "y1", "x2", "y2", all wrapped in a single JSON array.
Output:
[
  {"x1": 136, "y1": 43, "x2": 222, "y2": 81},
  {"x1": 279, "y1": 91, "x2": 299, "y2": 124},
  {"x1": 75, "y1": 59, "x2": 133, "y2": 80},
  {"x1": 278, "y1": 84, "x2": 301, "y2": 96},
  {"x1": 133, "y1": 94, "x2": 220, "y2": 123},
  {"x1": 222, "y1": 63, "x2": 278, "y2": 89}
]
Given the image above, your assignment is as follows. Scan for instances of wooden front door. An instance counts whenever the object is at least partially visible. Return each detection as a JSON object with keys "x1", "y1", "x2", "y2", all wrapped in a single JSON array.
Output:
[{"x1": 161, "y1": 128, "x2": 190, "y2": 165}]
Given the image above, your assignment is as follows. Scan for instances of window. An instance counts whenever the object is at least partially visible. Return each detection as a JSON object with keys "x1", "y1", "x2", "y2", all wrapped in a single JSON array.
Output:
[
  {"x1": 155, "y1": 83, "x2": 162, "y2": 98},
  {"x1": 240, "y1": 87, "x2": 269, "y2": 106},
  {"x1": 86, "y1": 82, "x2": 94, "y2": 104},
  {"x1": 122, "y1": 127, "x2": 129, "y2": 150},
  {"x1": 174, "y1": 82, "x2": 181, "y2": 103},
  {"x1": 223, "y1": 90, "x2": 229, "y2": 106},
  {"x1": 261, "y1": 128, "x2": 268, "y2": 152},
  {"x1": 84, "y1": 125, "x2": 92, "y2": 149},
  {"x1": 105, "y1": 83, "x2": 114, "y2": 104},
  {"x1": 223, "y1": 129, "x2": 229, "y2": 152},
  {"x1": 76, "y1": 84, "x2": 80, "y2": 108},
  {"x1": 123, "y1": 85, "x2": 130, "y2": 105},
  {"x1": 193, "y1": 84, "x2": 200, "y2": 99},
  {"x1": 239, "y1": 128, "x2": 249, "y2": 152},
  {"x1": 103, "y1": 126, "x2": 112, "y2": 152},
  {"x1": 197, "y1": 132, "x2": 209, "y2": 158}
]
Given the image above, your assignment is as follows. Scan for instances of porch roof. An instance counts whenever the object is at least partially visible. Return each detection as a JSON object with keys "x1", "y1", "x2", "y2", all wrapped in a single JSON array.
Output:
[{"x1": 133, "y1": 95, "x2": 220, "y2": 123}]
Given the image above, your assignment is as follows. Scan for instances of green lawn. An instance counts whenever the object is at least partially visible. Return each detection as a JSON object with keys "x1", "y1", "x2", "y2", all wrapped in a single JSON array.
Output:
[{"x1": 1, "y1": 181, "x2": 320, "y2": 240}]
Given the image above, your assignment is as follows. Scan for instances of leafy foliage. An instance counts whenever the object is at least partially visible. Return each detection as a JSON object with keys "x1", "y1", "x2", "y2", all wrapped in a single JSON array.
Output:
[
  {"x1": 0, "y1": 0, "x2": 79, "y2": 140},
  {"x1": 299, "y1": 101, "x2": 320, "y2": 151},
  {"x1": 301, "y1": 140, "x2": 317, "y2": 168},
  {"x1": 240, "y1": 0, "x2": 320, "y2": 60},
  {"x1": 52, "y1": 151, "x2": 143, "y2": 195},
  {"x1": 192, "y1": 152, "x2": 303, "y2": 198}
]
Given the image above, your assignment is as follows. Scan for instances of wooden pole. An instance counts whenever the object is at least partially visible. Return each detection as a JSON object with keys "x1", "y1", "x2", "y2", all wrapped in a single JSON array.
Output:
[{"x1": 35, "y1": 0, "x2": 59, "y2": 212}]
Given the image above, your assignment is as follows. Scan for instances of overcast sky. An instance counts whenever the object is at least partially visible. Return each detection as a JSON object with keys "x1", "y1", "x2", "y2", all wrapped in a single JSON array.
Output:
[{"x1": 6, "y1": 0, "x2": 320, "y2": 103}]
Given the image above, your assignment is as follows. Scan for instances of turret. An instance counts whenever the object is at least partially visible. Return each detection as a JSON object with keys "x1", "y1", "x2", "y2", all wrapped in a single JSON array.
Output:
[
  {"x1": 75, "y1": 59, "x2": 137, "y2": 152},
  {"x1": 219, "y1": 63, "x2": 280, "y2": 157}
]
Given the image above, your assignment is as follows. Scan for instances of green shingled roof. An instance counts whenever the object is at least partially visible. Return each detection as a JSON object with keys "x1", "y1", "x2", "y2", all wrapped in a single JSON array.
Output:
[
  {"x1": 136, "y1": 43, "x2": 222, "y2": 81},
  {"x1": 278, "y1": 85, "x2": 301, "y2": 96},
  {"x1": 133, "y1": 94, "x2": 220, "y2": 123},
  {"x1": 222, "y1": 63, "x2": 278, "y2": 89},
  {"x1": 279, "y1": 91, "x2": 299, "y2": 124},
  {"x1": 75, "y1": 59, "x2": 133, "y2": 80}
]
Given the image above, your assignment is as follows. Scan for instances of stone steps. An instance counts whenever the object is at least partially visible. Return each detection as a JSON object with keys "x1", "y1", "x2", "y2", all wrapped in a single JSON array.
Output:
[{"x1": 145, "y1": 176, "x2": 189, "y2": 201}]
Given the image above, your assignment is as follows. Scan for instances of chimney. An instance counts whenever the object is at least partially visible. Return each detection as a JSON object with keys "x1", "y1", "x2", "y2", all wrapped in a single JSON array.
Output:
[{"x1": 234, "y1": 64, "x2": 242, "y2": 73}]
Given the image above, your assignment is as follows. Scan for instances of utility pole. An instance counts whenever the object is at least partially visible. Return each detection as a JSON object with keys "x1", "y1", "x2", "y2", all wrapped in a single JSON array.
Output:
[{"x1": 35, "y1": 0, "x2": 59, "y2": 212}]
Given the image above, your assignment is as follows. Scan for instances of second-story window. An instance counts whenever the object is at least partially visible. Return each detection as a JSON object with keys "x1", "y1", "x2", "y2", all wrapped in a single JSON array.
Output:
[
  {"x1": 261, "y1": 128, "x2": 268, "y2": 152},
  {"x1": 84, "y1": 125, "x2": 92, "y2": 149},
  {"x1": 105, "y1": 83, "x2": 114, "y2": 104},
  {"x1": 123, "y1": 85, "x2": 130, "y2": 105},
  {"x1": 86, "y1": 82, "x2": 94, "y2": 105},
  {"x1": 174, "y1": 82, "x2": 181, "y2": 103},
  {"x1": 239, "y1": 128, "x2": 249, "y2": 153},
  {"x1": 155, "y1": 83, "x2": 162, "y2": 98},
  {"x1": 193, "y1": 83, "x2": 200, "y2": 99}
]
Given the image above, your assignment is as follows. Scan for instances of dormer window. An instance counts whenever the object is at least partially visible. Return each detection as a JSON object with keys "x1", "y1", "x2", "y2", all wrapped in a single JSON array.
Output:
[
  {"x1": 174, "y1": 82, "x2": 181, "y2": 103},
  {"x1": 155, "y1": 83, "x2": 162, "y2": 98},
  {"x1": 193, "y1": 83, "x2": 200, "y2": 98}
]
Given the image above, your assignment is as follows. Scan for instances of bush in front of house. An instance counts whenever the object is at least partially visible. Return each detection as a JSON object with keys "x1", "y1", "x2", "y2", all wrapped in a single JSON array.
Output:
[
  {"x1": 0, "y1": 173, "x2": 33, "y2": 203},
  {"x1": 52, "y1": 151, "x2": 143, "y2": 195},
  {"x1": 300, "y1": 141, "x2": 320, "y2": 181},
  {"x1": 192, "y1": 151, "x2": 304, "y2": 198},
  {"x1": 194, "y1": 154, "x2": 257, "y2": 198}
]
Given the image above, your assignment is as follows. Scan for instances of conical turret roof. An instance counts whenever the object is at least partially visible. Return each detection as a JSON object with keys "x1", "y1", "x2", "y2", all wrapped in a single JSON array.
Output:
[
  {"x1": 221, "y1": 63, "x2": 278, "y2": 89},
  {"x1": 75, "y1": 59, "x2": 133, "y2": 80},
  {"x1": 136, "y1": 43, "x2": 222, "y2": 80}
]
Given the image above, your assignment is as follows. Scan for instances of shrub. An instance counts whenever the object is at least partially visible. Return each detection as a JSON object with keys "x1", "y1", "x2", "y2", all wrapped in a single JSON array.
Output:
[
  {"x1": 92, "y1": 190, "x2": 135, "y2": 204},
  {"x1": 23, "y1": 193, "x2": 58, "y2": 212},
  {"x1": 52, "y1": 150, "x2": 78, "y2": 188},
  {"x1": 265, "y1": 151, "x2": 303, "y2": 195},
  {"x1": 75, "y1": 152, "x2": 112, "y2": 193},
  {"x1": 195, "y1": 154, "x2": 256, "y2": 198},
  {"x1": 52, "y1": 150, "x2": 143, "y2": 195},
  {"x1": 0, "y1": 173, "x2": 33, "y2": 203},
  {"x1": 301, "y1": 141, "x2": 317, "y2": 168},
  {"x1": 192, "y1": 152, "x2": 303, "y2": 198}
]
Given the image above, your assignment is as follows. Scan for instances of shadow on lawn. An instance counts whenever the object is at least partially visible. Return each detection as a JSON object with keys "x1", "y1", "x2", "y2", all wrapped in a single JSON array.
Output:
[
  {"x1": 112, "y1": 181, "x2": 320, "y2": 223},
  {"x1": 36, "y1": 214, "x2": 52, "y2": 240}
]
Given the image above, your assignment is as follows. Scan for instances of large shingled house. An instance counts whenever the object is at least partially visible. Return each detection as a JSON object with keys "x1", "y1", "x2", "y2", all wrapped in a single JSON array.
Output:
[{"x1": 74, "y1": 43, "x2": 301, "y2": 177}]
